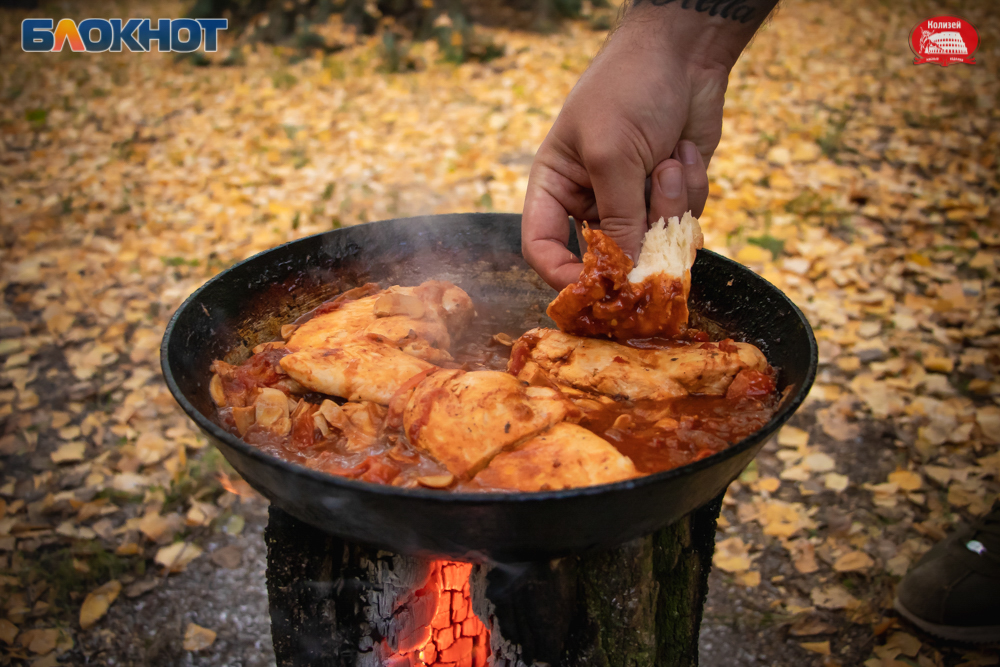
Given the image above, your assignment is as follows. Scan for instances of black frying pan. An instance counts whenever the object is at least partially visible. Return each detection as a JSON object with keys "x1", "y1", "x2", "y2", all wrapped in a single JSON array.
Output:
[{"x1": 161, "y1": 213, "x2": 816, "y2": 563}]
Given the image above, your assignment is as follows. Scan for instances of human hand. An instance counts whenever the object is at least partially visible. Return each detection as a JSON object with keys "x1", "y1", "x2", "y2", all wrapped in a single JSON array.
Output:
[{"x1": 522, "y1": 1, "x2": 775, "y2": 289}]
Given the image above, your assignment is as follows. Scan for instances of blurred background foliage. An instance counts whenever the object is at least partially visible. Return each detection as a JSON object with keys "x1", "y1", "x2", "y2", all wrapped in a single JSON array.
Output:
[{"x1": 185, "y1": 0, "x2": 616, "y2": 69}]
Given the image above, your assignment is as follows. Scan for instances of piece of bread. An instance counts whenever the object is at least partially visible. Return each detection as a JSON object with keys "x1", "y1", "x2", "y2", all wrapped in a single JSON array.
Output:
[
  {"x1": 546, "y1": 211, "x2": 704, "y2": 339},
  {"x1": 628, "y1": 212, "x2": 704, "y2": 284}
]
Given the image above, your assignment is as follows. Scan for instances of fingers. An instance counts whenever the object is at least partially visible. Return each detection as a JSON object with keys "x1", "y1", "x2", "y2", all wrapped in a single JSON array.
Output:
[
  {"x1": 586, "y1": 147, "x2": 649, "y2": 261},
  {"x1": 522, "y1": 162, "x2": 585, "y2": 290},
  {"x1": 678, "y1": 140, "x2": 709, "y2": 217},
  {"x1": 649, "y1": 158, "x2": 689, "y2": 225},
  {"x1": 648, "y1": 139, "x2": 709, "y2": 227}
]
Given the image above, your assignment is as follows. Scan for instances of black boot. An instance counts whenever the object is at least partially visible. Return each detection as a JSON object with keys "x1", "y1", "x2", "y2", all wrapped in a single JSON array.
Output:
[{"x1": 894, "y1": 500, "x2": 1000, "y2": 643}]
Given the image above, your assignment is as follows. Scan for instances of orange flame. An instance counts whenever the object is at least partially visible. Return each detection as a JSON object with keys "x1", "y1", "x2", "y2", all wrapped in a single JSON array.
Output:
[
  {"x1": 385, "y1": 560, "x2": 490, "y2": 667},
  {"x1": 216, "y1": 472, "x2": 258, "y2": 500}
]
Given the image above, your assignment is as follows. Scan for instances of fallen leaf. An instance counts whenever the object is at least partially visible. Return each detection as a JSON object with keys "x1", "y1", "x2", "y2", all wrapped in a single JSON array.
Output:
[
  {"x1": 80, "y1": 580, "x2": 122, "y2": 630},
  {"x1": 735, "y1": 570, "x2": 761, "y2": 587},
  {"x1": 777, "y1": 426, "x2": 809, "y2": 448},
  {"x1": 135, "y1": 432, "x2": 173, "y2": 466},
  {"x1": 0, "y1": 618, "x2": 18, "y2": 644},
  {"x1": 800, "y1": 640, "x2": 831, "y2": 655},
  {"x1": 30, "y1": 654, "x2": 60, "y2": 667},
  {"x1": 713, "y1": 536, "x2": 752, "y2": 573},
  {"x1": 111, "y1": 472, "x2": 150, "y2": 493},
  {"x1": 811, "y1": 584, "x2": 858, "y2": 610},
  {"x1": 788, "y1": 538, "x2": 819, "y2": 574},
  {"x1": 210, "y1": 544, "x2": 243, "y2": 569},
  {"x1": 155, "y1": 542, "x2": 203, "y2": 573},
  {"x1": 183, "y1": 623, "x2": 217, "y2": 651},
  {"x1": 20, "y1": 628, "x2": 58, "y2": 654},
  {"x1": 789, "y1": 615, "x2": 837, "y2": 636},
  {"x1": 757, "y1": 477, "x2": 781, "y2": 493},
  {"x1": 115, "y1": 542, "x2": 140, "y2": 556},
  {"x1": 888, "y1": 470, "x2": 922, "y2": 492},
  {"x1": 138, "y1": 511, "x2": 183, "y2": 543},
  {"x1": 50, "y1": 442, "x2": 86, "y2": 464},
  {"x1": 224, "y1": 514, "x2": 245, "y2": 536},
  {"x1": 833, "y1": 550, "x2": 874, "y2": 572},
  {"x1": 816, "y1": 407, "x2": 860, "y2": 441},
  {"x1": 976, "y1": 406, "x2": 1000, "y2": 443},
  {"x1": 186, "y1": 500, "x2": 220, "y2": 527},
  {"x1": 824, "y1": 473, "x2": 849, "y2": 492},
  {"x1": 125, "y1": 578, "x2": 160, "y2": 598},
  {"x1": 803, "y1": 452, "x2": 836, "y2": 473},
  {"x1": 885, "y1": 631, "x2": 921, "y2": 657}
]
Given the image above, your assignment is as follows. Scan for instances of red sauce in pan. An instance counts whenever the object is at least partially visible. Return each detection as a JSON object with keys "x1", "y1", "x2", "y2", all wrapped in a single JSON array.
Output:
[{"x1": 211, "y1": 290, "x2": 779, "y2": 490}]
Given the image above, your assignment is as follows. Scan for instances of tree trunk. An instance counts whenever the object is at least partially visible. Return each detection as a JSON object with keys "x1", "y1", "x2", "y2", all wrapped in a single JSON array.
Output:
[{"x1": 266, "y1": 496, "x2": 721, "y2": 667}]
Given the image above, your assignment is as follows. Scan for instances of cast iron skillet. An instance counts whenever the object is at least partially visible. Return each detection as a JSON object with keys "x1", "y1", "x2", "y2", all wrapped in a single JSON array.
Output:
[{"x1": 161, "y1": 213, "x2": 817, "y2": 563}]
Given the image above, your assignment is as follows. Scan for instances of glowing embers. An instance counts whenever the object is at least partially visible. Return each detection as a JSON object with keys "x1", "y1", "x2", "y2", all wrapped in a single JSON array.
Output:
[{"x1": 386, "y1": 560, "x2": 491, "y2": 667}]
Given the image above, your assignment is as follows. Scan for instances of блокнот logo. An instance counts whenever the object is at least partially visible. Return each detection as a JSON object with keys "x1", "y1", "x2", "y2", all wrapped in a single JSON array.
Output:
[
  {"x1": 910, "y1": 16, "x2": 979, "y2": 67},
  {"x1": 22, "y1": 18, "x2": 227, "y2": 53}
]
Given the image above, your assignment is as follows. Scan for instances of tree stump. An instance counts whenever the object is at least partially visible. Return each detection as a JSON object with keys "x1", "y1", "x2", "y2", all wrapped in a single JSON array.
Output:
[{"x1": 265, "y1": 495, "x2": 722, "y2": 667}]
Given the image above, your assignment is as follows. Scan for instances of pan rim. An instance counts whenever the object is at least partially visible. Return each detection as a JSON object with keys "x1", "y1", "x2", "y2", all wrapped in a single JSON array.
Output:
[{"x1": 160, "y1": 213, "x2": 817, "y2": 506}]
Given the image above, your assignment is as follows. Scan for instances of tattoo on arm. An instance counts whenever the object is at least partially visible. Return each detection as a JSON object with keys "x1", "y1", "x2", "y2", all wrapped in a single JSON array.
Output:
[{"x1": 631, "y1": 0, "x2": 772, "y2": 24}]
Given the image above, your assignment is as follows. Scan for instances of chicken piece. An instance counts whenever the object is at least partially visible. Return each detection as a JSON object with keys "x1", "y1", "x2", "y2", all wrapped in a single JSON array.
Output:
[
  {"x1": 286, "y1": 280, "x2": 475, "y2": 363},
  {"x1": 509, "y1": 328, "x2": 768, "y2": 401},
  {"x1": 403, "y1": 370, "x2": 579, "y2": 479},
  {"x1": 547, "y1": 213, "x2": 703, "y2": 339},
  {"x1": 285, "y1": 284, "x2": 383, "y2": 350},
  {"x1": 473, "y1": 423, "x2": 639, "y2": 492},
  {"x1": 280, "y1": 340, "x2": 435, "y2": 404}
]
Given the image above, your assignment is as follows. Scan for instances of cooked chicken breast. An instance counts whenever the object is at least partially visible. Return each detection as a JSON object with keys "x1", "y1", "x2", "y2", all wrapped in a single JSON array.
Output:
[
  {"x1": 280, "y1": 340, "x2": 435, "y2": 404},
  {"x1": 473, "y1": 423, "x2": 638, "y2": 491},
  {"x1": 403, "y1": 370, "x2": 579, "y2": 479},
  {"x1": 510, "y1": 328, "x2": 768, "y2": 401},
  {"x1": 286, "y1": 281, "x2": 474, "y2": 363}
]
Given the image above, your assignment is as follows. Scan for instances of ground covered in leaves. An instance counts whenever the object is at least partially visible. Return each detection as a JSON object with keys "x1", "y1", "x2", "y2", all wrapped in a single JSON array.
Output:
[{"x1": 1, "y1": 0, "x2": 999, "y2": 665}]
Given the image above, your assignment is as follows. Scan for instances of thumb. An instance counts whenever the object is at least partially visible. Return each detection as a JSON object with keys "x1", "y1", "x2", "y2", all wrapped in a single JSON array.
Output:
[{"x1": 585, "y1": 148, "x2": 650, "y2": 261}]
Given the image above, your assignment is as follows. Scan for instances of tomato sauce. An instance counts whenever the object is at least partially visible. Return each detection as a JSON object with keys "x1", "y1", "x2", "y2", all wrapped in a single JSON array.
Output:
[
  {"x1": 212, "y1": 289, "x2": 779, "y2": 491},
  {"x1": 546, "y1": 226, "x2": 691, "y2": 339}
]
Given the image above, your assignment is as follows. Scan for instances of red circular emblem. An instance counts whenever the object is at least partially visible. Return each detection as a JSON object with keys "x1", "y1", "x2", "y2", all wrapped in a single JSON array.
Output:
[{"x1": 910, "y1": 16, "x2": 979, "y2": 66}]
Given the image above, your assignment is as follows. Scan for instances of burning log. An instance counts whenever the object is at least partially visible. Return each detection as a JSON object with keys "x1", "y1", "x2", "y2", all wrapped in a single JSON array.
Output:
[{"x1": 265, "y1": 498, "x2": 722, "y2": 667}]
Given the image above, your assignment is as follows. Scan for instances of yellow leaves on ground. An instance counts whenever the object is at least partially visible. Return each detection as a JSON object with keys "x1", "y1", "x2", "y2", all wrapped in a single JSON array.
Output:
[
  {"x1": 137, "y1": 510, "x2": 185, "y2": 543},
  {"x1": 49, "y1": 442, "x2": 86, "y2": 464},
  {"x1": 976, "y1": 406, "x2": 1000, "y2": 444},
  {"x1": 0, "y1": 618, "x2": 18, "y2": 644},
  {"x1": 182, "y1": 623, "x2": 217, "y2": 651},
  {"x1": 154, "y1": 542, "x2": 204, "y2": 573},
  {"x1": 79, "y1": 580, "x2": 122, "y2": 630},
  {"x1": 713, "y1": 537, "x2": 753, "y2": 573},
  {"x1": 887, "y1": 470, "x2": 922, "y2": 492},
  {"x1": 786, "y1": 538, "x2": 819, "y2": 574},
  {"x1": 777, "y1": 426, "x2": 809, "y2": 449},
  {"x1": 811, "y1": 585, "x2": 858, "y2": 611},
  {"x1": 800, "y1": 640, "x2": 831, "y2": 656},
  {"x1": 789, "y1": 615, "x2": 836, "y2": 637},
  {"x1": 734, "y1": 571, "x2": 761, "y2": 587},
  {"x1": 823, "y1": 473, "x2": 849, "y2": 492},
  {"x1": 832, "y1": 551, "x2": 875, "y2": 573},
  {"x1": 17, "y1": 628, "x2": 71, "y2": 655}
]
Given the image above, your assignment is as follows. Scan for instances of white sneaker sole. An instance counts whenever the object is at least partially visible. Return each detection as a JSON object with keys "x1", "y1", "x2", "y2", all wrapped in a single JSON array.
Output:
[{"x1": 894, "y1": 597, "x2": 1000, "y2": 644}]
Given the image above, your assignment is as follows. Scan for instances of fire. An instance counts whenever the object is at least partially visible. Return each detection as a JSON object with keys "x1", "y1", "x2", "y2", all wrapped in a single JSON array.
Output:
[
  {"x1": 216, "y1": 472, "x2": 258, "y2": 500},
  {"x1": 385, "y1": 560, "x2": 491, "y2": 667}
]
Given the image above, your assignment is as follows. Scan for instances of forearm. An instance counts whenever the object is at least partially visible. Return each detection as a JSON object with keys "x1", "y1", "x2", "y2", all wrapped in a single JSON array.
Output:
[{"x1": 620, "y1": 0, "x2": 780, "y2": 71}]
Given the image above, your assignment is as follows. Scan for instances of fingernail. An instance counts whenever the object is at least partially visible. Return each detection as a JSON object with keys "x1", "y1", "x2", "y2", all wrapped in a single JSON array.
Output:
[
  {"x1": 659, "y1": 165, "x2": 683, "y2": 199},
  {"x1": 680, "y1": 141, "x2": 699, "y2": 166}
]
